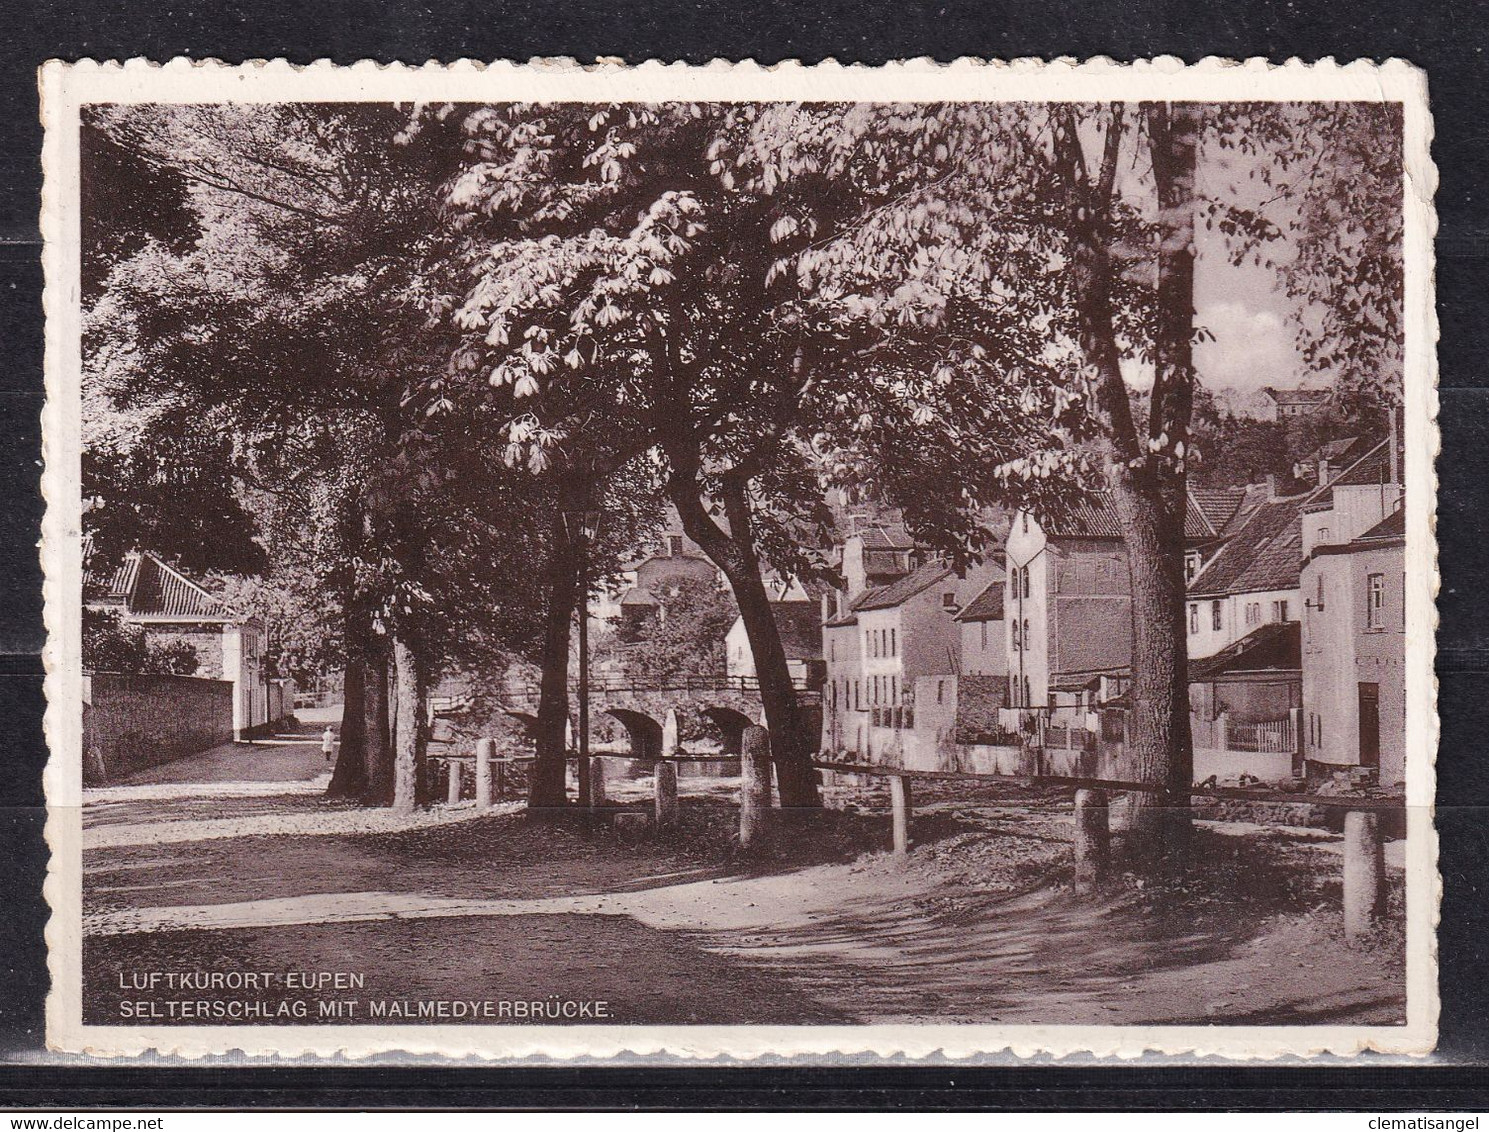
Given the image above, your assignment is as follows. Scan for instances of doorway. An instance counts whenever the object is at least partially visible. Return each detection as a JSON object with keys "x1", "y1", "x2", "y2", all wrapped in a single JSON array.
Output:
[{"x1": 1357, "y1": 682, "x2": 1380, "y2": 769}]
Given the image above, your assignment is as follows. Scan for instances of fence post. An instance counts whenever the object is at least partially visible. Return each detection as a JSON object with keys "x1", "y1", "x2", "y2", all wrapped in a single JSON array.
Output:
[
  {"x1": 1343, "y1": 810, "x2": 1385, "y2": 944},
  {"x1": 889, "y1": 774, "x2": 913, "y2": 855},
  {"x1": 655, "y1": 762, "x2": 679, "y2": 828},
  {"x1": 1073, "y1": 788, "x2": 1109, "y2": 892},
  {"x1": 591, "y1": 756, "x2": 608, "y2": 806},
  {"x1": 740, "y1": 725, "x2": 773, "y2": 847},
  {"x1": 475, "y1": 738, "x2": 495, "y2": 812},
  {"x1": 446, "y1": 759, "x2": 462, "y2": 805}
]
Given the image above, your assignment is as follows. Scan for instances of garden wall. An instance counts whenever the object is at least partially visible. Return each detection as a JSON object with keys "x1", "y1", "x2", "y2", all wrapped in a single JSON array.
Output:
[{"x1": 83, "y1": 673, "x2": 234, "y2": 785}]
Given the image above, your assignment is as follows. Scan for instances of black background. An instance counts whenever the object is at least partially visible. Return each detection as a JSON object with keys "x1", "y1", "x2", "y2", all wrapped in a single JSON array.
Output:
[{"x1": 2, "y1": 0, "x2": 1487, "y2": 1110}]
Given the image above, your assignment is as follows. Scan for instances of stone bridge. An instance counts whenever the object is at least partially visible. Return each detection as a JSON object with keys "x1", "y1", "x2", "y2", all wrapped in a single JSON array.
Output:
[{"x1": 498, "y1": 676, "x2": 821, "y2": 763}]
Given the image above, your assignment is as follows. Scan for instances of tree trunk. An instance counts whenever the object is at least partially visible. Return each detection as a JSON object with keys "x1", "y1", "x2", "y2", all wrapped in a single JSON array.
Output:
[
  {"x1": 1119, "y1": 101, "x2": 1202, "y2": 860},
  {"x1": 327, "y1": 605, "x2": 368, "y2": 799},
  {"x1": 362, "y1": 634, "x2": 394, "y2": 806},
  {"x1": 529, "y1": 500, "x2": 577, "y2": 811},
  {"x1": 1111, "y1": 475, "x2": 1193, "y2": 858},
  {"x1": 1055, "y1": 103, "x2": 1196, "y2": 864},
  {"x1": 391, "y1": 633, "x2": 424, "y2": 813},
  {"x1": 667, "y1": 473, "x2": 821, "y2": 809}
]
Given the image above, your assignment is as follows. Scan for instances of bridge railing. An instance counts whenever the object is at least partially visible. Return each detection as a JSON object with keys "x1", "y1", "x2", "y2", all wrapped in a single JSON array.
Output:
[{"x1": 505, "y1": 674, "x2": 820, "y2": 700}]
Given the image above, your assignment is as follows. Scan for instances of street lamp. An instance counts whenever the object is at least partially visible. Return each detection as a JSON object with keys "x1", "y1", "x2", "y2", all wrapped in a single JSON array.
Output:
[{"x1": 561, "y1": 503, "x2": 603, "y2": 812}]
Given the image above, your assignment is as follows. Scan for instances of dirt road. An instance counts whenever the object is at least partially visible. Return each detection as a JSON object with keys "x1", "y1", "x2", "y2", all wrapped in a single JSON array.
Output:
[{"x1": 81, "y1": 774, "x2": 1406, "y2": 1028}]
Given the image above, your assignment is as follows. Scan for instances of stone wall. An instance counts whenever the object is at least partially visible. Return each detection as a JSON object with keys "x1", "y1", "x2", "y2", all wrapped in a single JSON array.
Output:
[{"x1": 83, "y1": 673, "x2": 234, "y2": 785}]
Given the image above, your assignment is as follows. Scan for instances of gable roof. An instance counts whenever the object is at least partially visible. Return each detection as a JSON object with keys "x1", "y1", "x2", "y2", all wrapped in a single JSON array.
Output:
[
  {"x1": 84, "y1": 551, "x2": 243, "y2": 623},
  {"x1": 1190, "y1": 487, "x2": 1250, "y2": 535},
  {"x1": 1303, "y1": 435, "x2": 1402, "y2": 512},
  {"x1": 956, "y1": 577, "x2": 1005, "y2": 623},
  {"x1": 851, "y1": 560, "x2": 954, "y2": 612},
  {"x1": 1188, "y1": 495, "x2": 1306, "y2": 598},
  {"x1": 1038, "y1": 492, "x2": 1214, "y2": 541},
  {"x1": 768, "y1": 601, "x2": 824, "y2": 659},
  {"x1": 1188, "y1": 621, "x2": 1301, "y2": 681},
  {"x1": 1262, "y1": 387, "x2": 1331, "y2": 407}
]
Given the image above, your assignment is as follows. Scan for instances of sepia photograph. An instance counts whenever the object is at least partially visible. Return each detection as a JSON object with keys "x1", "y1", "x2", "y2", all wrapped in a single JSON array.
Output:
[{"x1": 40, "y1": 59, "x2": 1437, "y2": 1060}]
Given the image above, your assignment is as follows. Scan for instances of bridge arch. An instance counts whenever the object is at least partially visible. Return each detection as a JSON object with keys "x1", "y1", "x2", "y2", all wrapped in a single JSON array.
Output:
[
  {"x1": 702, "y1": 705, "x2": 756, "y2": 756},
  {"x1": 502, "y1": 709, "x2": 541, "y2": 739},
  {"x1": 605, "y1": 708, "x2": 663, "y2": 761}
]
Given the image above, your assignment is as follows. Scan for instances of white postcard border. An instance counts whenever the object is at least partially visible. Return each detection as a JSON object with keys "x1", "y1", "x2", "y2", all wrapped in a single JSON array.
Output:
[{"x1": 40, "y1": 55, "x2": 1440, "y2": 1062}]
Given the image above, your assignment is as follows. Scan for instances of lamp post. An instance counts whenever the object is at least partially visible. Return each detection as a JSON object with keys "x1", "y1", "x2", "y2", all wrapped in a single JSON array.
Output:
[{"x1": 561, "y1": 502, "x2": 603, "y2": 812}]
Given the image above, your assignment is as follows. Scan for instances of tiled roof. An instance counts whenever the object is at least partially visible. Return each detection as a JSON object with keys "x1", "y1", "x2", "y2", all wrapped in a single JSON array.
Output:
[
  {"x1": 769, "y1": 601, "x2": 824, "y2": 659},
  {"x1": 1039, "y1": 492, "x2": 1212, "y2": 541},
  {"x1": 1188, "y1": 496, "x2": 1306, "y2": 597},
  {"x1": 851, "y1": 561, "x2": 954, "y2": 612},
  {"x1": 855, "y1": 524, "x2": 914, "y2": 550},
  {"x1": 1357, "y1": 507, "x2": 1405, "y2": 541},
  {"x1": 1190, "y1": 488, "x2": 1249, "y2": 535},
  {"x1": 1189, "y1": 621, "x2": 1301, "y2": 681},
  {"x1": 956, "y1": 577, "x2": 1005, "y2": 622},
  {"x1": 1304, "y1": 436, "x2": 1402, "y2": 511},
  {"x1": 1262, "y1": 386, "x2": 1331, "y2": 406},
  {"x1": 85, "y1": 551, "x2": 240, "y2": 622}
]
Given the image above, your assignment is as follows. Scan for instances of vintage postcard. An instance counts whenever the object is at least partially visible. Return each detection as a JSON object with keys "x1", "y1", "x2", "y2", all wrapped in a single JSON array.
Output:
[{"x1": 40, "y1": 58, "x2": 1438, "y2": 1061}]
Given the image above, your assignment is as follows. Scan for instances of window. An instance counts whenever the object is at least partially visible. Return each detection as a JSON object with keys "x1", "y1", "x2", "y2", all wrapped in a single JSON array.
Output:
[
  {"x1": 889, "y1": 627, "x2": 897, "y2": 656},
  {"x1": 1184, "y1": 551, "x2": 1201, "y2": 583},
  {"x1": 1023, "y1": 676, "x2": 1031, "y2": 708},
  {"x1": 980, "y1": 621, "x2": 989, "y2": 650},
  {"x1": 1022, "y1": 619, "x2": 1030, "y2": 652},
  {"x1": 854, "y1": 679, "x2": 861, "y2": 711},
  {"x1": 1315, "y1": 573, "x2": 1326, "y2": 614},
  {"x1": 1366, "y1": 572, "x2": 1385, "y2": 629},
  {"x1": 1023, "y1": 568, "x2": 1031, "y2": 599},
  {"x1": 1272, "y1": 599, "x2": 1290, "y2": 623},
  {"x1": 1211, "y1": 600, "x2": 1222, "y2": 632},
  {"x1": 1189, "y1": 603, "x2": 1199, "y2": 635},
  {"x1": 830, "y1": 639, "x2": 836, "y2": 663},
  {"x1": 936, "y1": 679, "x2": 945, "y2": 705},
  {"x1": 1012, "y1": 619, "x2": 1021, "y2": 650},
  {"x1": 942, "y1": 592, "x2": 957, "y2": 609}
]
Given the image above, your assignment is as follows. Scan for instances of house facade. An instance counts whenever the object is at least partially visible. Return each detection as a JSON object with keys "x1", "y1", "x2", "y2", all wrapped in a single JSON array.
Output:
[
  {"x1": 725, "y1": 594, "x2": 825, "y2": 688},
  {"x1": 819, "y1": 553, "x2": 1001, "y2": 765},
  {"x1": 1301, "y1": 506, "x2": 1406, "y2": 787},
  {"x1": 1260, "y1": 386, "x2": 1332, "y2": 421},
  {"x1": 84, "y1": 550, "x2": 287, "y2": 738}
]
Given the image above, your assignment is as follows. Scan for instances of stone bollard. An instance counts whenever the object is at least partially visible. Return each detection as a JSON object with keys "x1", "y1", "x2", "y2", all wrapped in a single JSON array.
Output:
[
  {"x1": 446, "y1": 760, "x2": 462, "y2": 805},
  {"x1": 655, "y1": 761, "x2": 679, "y2": 828},
  {"x1": 1073, "y1": 788, "x2": 1110, "y2": 893},
  {"x1": 889, "y1": 775, "x2": 913, "y2": 855},
  {"x1": 1343, "y1": 810, "x2": 1385, "y2": 944},
  {"x1": 475, "y1": 738, "x2": 495, "y2": 812},
  {"x1": 590, "y1": 757, "x2": 608, "y2": 806},
  {"x1": 739, "y1": 725, "x2": 773, "y2": 848},
  {"x1": 662, "y1": 708, "x2": 681, "y2": 759}
]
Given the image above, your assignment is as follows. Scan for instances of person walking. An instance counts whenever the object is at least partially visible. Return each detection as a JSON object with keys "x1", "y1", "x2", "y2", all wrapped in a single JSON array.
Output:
[{"x1": 321, "y1": 726, "x2": 336, "y2": 764}]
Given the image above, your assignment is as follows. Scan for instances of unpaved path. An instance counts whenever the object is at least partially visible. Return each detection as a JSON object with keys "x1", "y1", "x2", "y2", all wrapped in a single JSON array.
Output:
[{"x1": 81, "y1": 778, "x2": 1406, "y2": 1028}]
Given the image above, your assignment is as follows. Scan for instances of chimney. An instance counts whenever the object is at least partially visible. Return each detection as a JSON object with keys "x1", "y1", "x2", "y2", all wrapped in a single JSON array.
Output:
[
  {"x1": 1318, "y1": 459, "x2": 1332, "y2": 487},
  {"x1": 1265, "y1": 473, "x2": 1280, "y2": 500}
]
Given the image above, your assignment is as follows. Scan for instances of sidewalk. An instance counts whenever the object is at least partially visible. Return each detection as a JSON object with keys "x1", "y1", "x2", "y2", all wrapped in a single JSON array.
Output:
[{"x1": 113, "y1": 713, "x2": 339, "y2": 786}]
